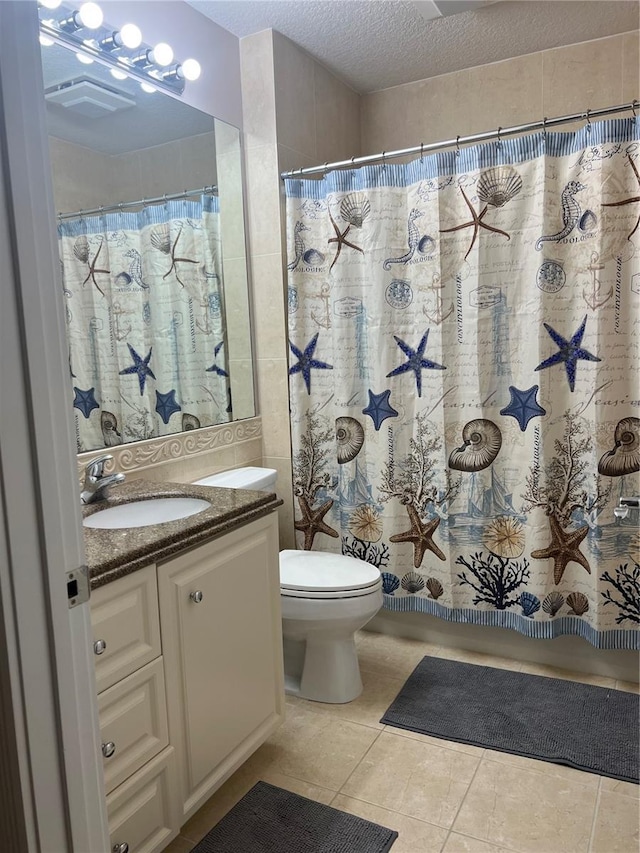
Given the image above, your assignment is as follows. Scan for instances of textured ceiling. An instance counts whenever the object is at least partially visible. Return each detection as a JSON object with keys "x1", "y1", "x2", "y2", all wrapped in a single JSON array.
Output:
[{"x1": 188, "y1": 0, "x2": 639, "y2": 93}]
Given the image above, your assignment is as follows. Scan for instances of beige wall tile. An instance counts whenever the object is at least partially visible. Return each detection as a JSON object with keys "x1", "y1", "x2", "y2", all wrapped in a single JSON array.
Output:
[
  {"x1": 331, "y1": 795, "x2": 449, "y2": 852},
  {"x1": 622, "y1": 31, "x2": 640, "y2": 103},
  {"x1": 542, "y1": 36, "x2": 623, "y2": 117},
  {"x1": 314, "y1": 63, "x2": 361, "y2": 165},
  {"x1": 250, "y1": 253, "x2": 287, "y2": 361},
  {"x1": 240, "y1": 29, "x2": 276, "y2": 150},
  {"x1": 256, "y1": 358, "x2": 292, "y2": 458},
  {"x1": 341, "y1": 731, "x2": 480, "y2": 827},
  {"x1": 234, "y1": 435, "x2": 262, "y2": 466},
  {"x1": 462, "y1": 52, "x2": 543, "y2": 137},
  {"x1": 453, "y1": 759, "x2": 597, "y2": 852},
  {"x1": 244, "y1": 144, "x2": 282, "y2": 256},
  {"x1": 615, "y1": 679, "x2": 640, "y2": 693},
  {"x1": 273, "y1": 31, "x2": 317, "y2": 158},
  {"x1": 263, "y1": 455, "x2": 295, "y2": 549},
  {"x1": 591, "y1": 790, "x2": 640, "y2": 853}
]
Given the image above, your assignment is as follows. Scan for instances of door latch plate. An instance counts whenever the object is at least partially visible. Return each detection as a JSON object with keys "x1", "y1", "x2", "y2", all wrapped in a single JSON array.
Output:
[{"x1": 66, "y1": 565, "x2": 90, "y2": 608}]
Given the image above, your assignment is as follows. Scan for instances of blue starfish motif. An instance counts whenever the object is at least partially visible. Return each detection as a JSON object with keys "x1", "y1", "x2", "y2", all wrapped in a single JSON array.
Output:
[
  {"x1": 73, "y1": 386, "x2": 99, "y2": 419},
  {"x1": 500, "y1": 384, "x2": 546, "y2": 431},
  {"x1": 362, "y1": 389, "x2": 399, "y2": 431},
  {"x1": 155, "y1": 389, "x2": 181, "y2": 424},
  {"x1": 119, "y1": 343, "x2": 156, "y2": 395},
  {"x1": 386, "y1": 329, "x2": 445, "y2": 397},
  {"x1": 206, "y1": 340, "x2": 229, "y2": 377},
  {"x1": 289, "y1": 333, "x2": 333, "y2": 394},
  {"x1": 534, "y1": 316, "x2": 600, "y2": 392}
]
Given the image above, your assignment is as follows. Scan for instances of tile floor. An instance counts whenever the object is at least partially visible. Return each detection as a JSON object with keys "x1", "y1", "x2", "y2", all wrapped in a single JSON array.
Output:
[{"x1": 165, "y1": 632, "x2": 640, "y2": 853}]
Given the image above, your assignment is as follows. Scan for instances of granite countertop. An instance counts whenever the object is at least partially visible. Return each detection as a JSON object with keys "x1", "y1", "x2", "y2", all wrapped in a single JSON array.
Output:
[{"x1": 83, "y1": 479, "x2": 282, "y2": 589}]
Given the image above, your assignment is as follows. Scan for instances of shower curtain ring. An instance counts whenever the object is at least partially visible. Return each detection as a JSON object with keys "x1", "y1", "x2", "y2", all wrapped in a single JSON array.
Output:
[
  {"x1": 118, "y1": 202, "x2": 124, "y2": 214},
  {"x1": 585, "y1": 109, "x2": 592, "y2": 131},
  {"x1": 455, "y1": 136, "x2": 461, "y2": 157},
  {"x1": 382, "y1": 151, "x2": 386, "y2": 169},
  {"x1": 496, "y1": 127, "x2": 502, "y2": 148},
  {"x1": 323, "y1": 162, "x2": 329, "y2": 177},
  {"x1": 420, "y1": 142, "x2": 424, "y2": 162},
  {"x1": 631, "y1": 100, "x2": 638, "y2": 118},
  {"x1": 542, "y1": 117, "x2": 548, "y2": 141}
]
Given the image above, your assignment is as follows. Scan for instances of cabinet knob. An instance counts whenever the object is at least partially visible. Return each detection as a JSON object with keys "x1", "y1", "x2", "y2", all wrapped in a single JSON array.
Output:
[
  {"x1": 93, "y1": 639, "x2": 107, "y2": 655},
  {"x1": 112, "y1": 844, "x2": 129, "y2": 853},
  {"x1": 190, "y1": 590, "x2": 204, "y2": 603},
  {"x1": 101, "y1": 741, "x2": 116, "y2": 758}
]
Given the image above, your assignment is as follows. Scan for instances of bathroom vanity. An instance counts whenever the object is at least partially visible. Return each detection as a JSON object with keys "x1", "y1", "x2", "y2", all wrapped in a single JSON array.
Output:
[{"x1": 84, "y1": 481, "x2": 284, "y2": 853}]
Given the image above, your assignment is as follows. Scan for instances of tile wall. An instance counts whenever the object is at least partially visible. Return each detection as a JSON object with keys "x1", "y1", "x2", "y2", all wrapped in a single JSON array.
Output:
[{"x1": 240, "y1": 29, "x2": 360, "y2": 547}]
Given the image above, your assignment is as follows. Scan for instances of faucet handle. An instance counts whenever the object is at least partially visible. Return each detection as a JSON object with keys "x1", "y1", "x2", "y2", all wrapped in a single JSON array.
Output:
[{"x1": 85, "y1": 454, "x2": 113, "y2": 478}]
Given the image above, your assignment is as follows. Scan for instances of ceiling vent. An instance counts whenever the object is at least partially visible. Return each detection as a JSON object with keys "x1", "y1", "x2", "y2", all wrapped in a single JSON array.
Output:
[{"x1": 45, "y1": 79, "x2": 135, "y2": 119}]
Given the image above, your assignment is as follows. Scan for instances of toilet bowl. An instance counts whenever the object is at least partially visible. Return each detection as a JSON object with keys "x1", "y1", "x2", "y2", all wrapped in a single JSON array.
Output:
[{"x1": 193, "y1": 467, "x2": 383, "y2": 703}]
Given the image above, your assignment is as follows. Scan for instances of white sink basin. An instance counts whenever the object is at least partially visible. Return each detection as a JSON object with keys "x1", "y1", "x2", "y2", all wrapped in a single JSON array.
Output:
[{"x1": 83, "y1": 497, "x2": 211, "y2": 529}]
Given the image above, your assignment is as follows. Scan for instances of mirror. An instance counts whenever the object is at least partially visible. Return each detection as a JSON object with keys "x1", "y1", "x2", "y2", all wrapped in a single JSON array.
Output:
[{"x1": 41, "y1": 40, "x2": 255, "y2": 453}]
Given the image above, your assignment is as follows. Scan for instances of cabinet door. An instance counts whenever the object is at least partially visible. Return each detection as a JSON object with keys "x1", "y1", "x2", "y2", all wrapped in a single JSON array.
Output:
[
  {"x1": 158, "y1": 512, "x2": 284, "y2": 819},
  {"x1": 91, "y1": 564, "x2": 161, "y2": 692}
]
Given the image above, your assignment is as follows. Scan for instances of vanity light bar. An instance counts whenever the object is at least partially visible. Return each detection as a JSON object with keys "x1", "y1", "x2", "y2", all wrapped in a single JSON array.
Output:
[{"x1": 38, "y1": 3, "x2": 201, "y2": 97}]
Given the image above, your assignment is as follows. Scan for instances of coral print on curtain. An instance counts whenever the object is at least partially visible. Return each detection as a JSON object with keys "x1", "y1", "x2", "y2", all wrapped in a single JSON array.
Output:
[
  {"x1": 285, "y1": 118, "x2": 640, "y2": 650},
  {"x1": 59, "y1": 196, "x2": 229, "y2": 451}
]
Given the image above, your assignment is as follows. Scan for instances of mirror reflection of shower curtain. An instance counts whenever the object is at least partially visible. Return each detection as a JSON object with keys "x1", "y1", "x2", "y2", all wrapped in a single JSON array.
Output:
[
  {"x1": 285, "y1": 117, "x2": 640, "y2": 650},
  {"x1": 59, "y1": 196, "x2": 229, "y2": 451}
]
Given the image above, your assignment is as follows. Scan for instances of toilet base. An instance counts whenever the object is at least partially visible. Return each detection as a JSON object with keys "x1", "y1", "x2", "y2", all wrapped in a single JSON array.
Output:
[{"x1": 283, "y1": 633, "x2": 364, "y2": 704}]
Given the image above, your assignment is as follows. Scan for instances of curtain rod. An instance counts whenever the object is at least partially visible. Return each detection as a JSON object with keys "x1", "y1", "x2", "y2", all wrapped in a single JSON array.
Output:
[
  {"x1": 57, "y1": 184, "x2": 218, "y2": 221},
  {"x1": 280, "y1": 100, "x2": 639, "y2": 179}
]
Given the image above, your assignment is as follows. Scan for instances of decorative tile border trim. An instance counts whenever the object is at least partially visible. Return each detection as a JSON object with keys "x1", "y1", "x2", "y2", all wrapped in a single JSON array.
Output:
[{"x1": 77, "y1": 417, "x2": 262, "y2": 476}]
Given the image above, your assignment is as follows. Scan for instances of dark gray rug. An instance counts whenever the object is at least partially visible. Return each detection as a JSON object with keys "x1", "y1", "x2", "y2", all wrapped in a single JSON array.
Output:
[
  {"x1": 190, "y1": 781, "x2": 398, "y2": 853},
  {"x1": 381, "y1": 656, "x2": 639, "y2": 783}
]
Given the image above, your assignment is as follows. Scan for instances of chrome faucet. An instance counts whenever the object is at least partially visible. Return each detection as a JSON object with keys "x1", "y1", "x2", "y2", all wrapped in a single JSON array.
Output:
[{"x1": 81, "y1": 454, "x2": 125, "y2": 504}]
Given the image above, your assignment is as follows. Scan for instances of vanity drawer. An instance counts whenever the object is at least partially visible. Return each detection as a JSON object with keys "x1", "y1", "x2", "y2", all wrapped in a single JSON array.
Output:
[
  {"x1": 91, "y1": 564, "x2": 161, "y2": 692},
  {"x1": 98, "y1": 657, "x2": 169, "y2": 795},
  {"x1": 107, "y1": 746, "x2": 180, "y2": 853}
]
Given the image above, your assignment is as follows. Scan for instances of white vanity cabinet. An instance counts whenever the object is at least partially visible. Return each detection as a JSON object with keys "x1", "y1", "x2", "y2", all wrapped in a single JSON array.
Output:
[
  {"x1": 89, "y1": 508, "x2": 284, "y2": 850},
  {"x1": 157, "y1": 511, "x2": 285, "y2": 822}
]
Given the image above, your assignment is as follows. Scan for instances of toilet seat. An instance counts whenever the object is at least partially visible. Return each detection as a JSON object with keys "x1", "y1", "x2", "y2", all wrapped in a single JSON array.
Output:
[{"x1": 280, "y1": 549, "x2": 382, "y2": 599}]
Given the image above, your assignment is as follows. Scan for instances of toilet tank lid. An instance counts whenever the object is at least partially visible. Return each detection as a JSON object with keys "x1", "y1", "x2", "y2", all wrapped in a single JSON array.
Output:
[
  {"x1": 280, "y1": 549, "x2": 381, "y2": 592},
  {"x1": 193, "y1": 467, "x2": 277, "y2": 491}
]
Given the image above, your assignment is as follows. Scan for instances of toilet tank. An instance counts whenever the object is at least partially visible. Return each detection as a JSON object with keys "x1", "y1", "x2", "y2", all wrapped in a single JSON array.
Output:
[{"x1": 193, "y1": 466, "x2": 278, "y2": 492}]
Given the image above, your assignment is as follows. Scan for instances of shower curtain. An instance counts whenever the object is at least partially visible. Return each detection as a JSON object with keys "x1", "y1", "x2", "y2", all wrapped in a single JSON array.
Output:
[
  {"x1": 59, "y1": 196, "x2": 229, "y2": 451},
  {"x1": 285, "y1": 118, "x2": 640, "y2": 650}
]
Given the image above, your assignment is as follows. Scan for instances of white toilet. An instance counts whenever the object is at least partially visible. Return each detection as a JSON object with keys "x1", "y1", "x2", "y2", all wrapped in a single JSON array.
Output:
[{"x1": 193, "y1": 467, "x2": 383, "y2": 703}]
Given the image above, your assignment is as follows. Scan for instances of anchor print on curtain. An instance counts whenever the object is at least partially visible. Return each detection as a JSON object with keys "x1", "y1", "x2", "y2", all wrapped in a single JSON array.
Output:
[
  {"x1": 59, "y1": 196, "x2": 229, "y2": 451},
  {"x1": 285, "y1": 118, "x2": 640, "y2": 650}
]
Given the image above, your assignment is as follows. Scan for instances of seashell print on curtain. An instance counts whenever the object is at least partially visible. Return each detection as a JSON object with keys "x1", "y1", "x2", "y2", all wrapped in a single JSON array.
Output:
[
  {"x1": 285, "y1": 118, "x2": 640, "y2": 649},
  {"x1": 59, "y1": 196, "x2": 230, "y2": 451}
]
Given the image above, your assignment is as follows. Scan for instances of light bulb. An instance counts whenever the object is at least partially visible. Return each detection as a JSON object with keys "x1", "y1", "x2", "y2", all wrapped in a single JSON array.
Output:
[
  {"x1": 39, "y1": 34, "x2": 55, "y2": 46},
  {"x1": 110, "y1": 68, "x2": 128, "y2": 80},
  {"x1": 77, "y1": 2, "x2": 103, "y2": 29},
  {"x1": 140, "y1": 82, "x2": 156, "y2": 93},
  {"x1": 39, "y1": 0, "x2": 62, "y2": 9},
  {"x1": 76, "y1": 52, "x2": 94, "y2": 64},
  {"x1": 149, "y1": 42, "x2": 173, "y2": 67},
  {"x1": 180, "y1": 58, "x2": 201, "y2": 81},
  {"x1": 119, "y1": 23, "x2": 142, "y2": 49}
]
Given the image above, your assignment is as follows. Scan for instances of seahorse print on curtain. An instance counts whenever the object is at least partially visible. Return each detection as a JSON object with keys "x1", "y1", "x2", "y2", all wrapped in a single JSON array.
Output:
[{"x1": 285, "y1": 118, "x2": 640, "y2": 650}]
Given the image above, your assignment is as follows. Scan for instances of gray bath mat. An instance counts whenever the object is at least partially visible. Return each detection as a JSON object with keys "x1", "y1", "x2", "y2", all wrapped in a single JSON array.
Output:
[
  {"x1": 381, "y1": 656, "x2": 639, "y2": 783},
  {"x1": 190, "y1": 781, "x2": 398, "y2": 852}
]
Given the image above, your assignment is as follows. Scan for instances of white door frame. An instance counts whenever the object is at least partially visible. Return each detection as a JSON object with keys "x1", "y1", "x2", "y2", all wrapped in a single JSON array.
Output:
[{"x1": 0, "y1": 2, "x2": 109, "y2": 850}]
